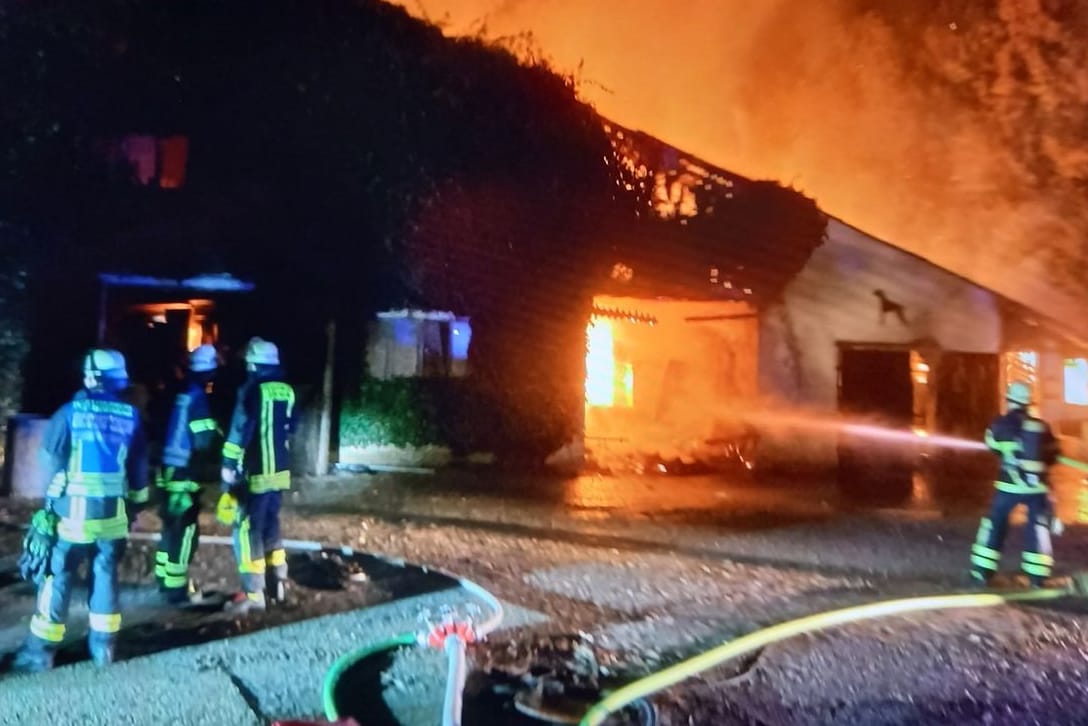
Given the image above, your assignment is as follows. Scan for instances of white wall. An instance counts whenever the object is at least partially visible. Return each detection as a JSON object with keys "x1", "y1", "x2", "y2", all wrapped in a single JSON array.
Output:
[{"x1": 757, "y1": 219, "x2": 1002, "y2": 468}]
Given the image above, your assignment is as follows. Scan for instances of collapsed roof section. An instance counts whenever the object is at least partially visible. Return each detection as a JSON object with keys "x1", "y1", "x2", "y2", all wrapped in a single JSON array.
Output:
[{"x1": 601, "y1": 121, "x2": 827, "y2": 304}]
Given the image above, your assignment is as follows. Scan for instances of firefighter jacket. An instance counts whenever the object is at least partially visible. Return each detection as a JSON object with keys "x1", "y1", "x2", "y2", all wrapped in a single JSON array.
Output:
[
  {"x1": 41, "y1": 389, "x2": 149, "y2": 542},
  {"x1": 221, "y1": 367, "x2": 297, "y2": 493},
  {"x1": 984, "y1": 408, "x2": 1059, "y2": 494},
  {"x1": 160, "y1": 379, "x2": 221, "y2": 492}
]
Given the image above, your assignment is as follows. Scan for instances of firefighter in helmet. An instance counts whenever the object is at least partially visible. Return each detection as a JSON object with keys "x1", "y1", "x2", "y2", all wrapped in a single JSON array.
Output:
[
  {"x1": 217, "y1": 337, "x2": 297, "y2": 615},
  {"x1": 13, "y1": 349, "x2": 149, "y2": 672},
  {"x1": 155, "y1": 343, "x2": 222, "y2": 605},
  {"x1": 969, "y1": 380, "x2": 1060, "y2": 588}
]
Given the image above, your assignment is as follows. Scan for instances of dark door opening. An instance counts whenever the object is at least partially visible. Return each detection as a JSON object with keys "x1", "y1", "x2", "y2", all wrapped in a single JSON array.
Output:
[
  {"x1": 837, "y1": 346, "x2": 914, "y2": 502},
  {"x1": 927, "y1": 352, "x2": 1000, "y2": 497}
]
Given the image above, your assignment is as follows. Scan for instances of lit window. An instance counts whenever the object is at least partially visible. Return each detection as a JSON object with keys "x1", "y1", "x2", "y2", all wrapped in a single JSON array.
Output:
[
  {"x1": 450, "y1": 319, "x2": 472, "y2": 361},
  {"x1": 1064, "y1": 358, "x2": 1088, "y2": 406}
]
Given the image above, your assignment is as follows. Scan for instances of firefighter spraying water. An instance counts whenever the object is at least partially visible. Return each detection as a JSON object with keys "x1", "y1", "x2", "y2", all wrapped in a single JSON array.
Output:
[{"x1": 969, "y1": 381, "x2": 1061, "y2": 588}]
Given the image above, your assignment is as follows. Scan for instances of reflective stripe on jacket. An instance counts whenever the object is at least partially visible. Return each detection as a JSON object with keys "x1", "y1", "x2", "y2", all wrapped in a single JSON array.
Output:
[
  {"x1": 161, "y1": 379, "x2": 221, "y2": 489},
  {"x1": 221, "y1": 371, "x2": 296, "y2": 493},
  {"x1": 39, "y1": 389, "x2": 148, "y2": 541},
  {"x1": 984, "y1": 408, "x2": 1059, "y2": 494}
]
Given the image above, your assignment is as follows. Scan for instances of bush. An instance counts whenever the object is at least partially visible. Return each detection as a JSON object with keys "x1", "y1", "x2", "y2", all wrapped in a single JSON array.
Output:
[
  {"x1": 340, "y1": 377, "x2": 443, "y2": 449},
  {"x1": 340, "y1": 375, "x2": 513, "y2": 454}
]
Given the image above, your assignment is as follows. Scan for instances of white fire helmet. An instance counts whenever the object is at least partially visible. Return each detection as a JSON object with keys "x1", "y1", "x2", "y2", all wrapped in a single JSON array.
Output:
[
  {"x1": 83, "y1": 349, "x2": 128, "y2": 381},
  {"x1": 244, "y1": 337, "x2": 280, "y2": 367},
  {"x1": 1006, "y1": 380, "x2": 1032, "y2": 407},
  {"x1": 189, "y1": 344, "x2": 218, "y2": 373}
]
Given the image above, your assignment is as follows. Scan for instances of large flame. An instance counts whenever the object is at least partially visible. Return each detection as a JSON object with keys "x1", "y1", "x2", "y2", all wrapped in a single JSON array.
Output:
[{"x1": 395, "y1": 0, "x2": 1088, "y2": 328}]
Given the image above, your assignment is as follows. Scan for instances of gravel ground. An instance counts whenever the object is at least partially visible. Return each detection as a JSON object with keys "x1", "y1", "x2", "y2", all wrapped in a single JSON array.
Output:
[{"x1": 4, "y1": 471, "x2": 1088, "y2": 725}]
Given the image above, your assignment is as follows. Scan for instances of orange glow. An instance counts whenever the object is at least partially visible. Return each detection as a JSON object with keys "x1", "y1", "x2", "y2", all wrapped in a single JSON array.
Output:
[
  {"x1": 394, "y1": 1, "x2": 1088, "y2": 327},
  {"x1": 187, "y1": 318, "x2": 203, "y2": 351},
  {"x1": 585, "y1": 318, "x2": 615, "y2": 407},
  {"x1": 128, "y1": 299, "x2": 214, "y2": 352},
  {"x1": 583, "y1": 294, "x2": 759, "y2": 469}
]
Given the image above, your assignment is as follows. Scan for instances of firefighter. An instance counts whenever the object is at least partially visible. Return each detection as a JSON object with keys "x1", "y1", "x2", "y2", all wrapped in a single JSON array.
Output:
[
  {"x1": 155, "y1": 343, "x2": 221, "y2": 605},
  {"x1": 13, "y1": 349, "x2": 149, "y2": 672},
  {"x1": 969, "y1": 380, "x2": 1060, "y2": 588},
  {"x1": 217, "y1": 337, "x2": 297, "y2": 615}
]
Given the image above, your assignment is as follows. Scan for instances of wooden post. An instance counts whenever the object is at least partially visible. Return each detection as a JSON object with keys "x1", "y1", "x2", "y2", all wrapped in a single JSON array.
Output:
[{"x1": 316, "y1": 319, "x2": 336, "y2": 476}]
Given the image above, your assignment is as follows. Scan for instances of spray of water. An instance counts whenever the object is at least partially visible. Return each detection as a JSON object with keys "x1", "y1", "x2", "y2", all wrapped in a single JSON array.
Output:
[
  {"x1": 841, "y1": 423, "x2": 986, "y2": 452},
  {"x1": 738, "y1": 409, "x2": 988, "y2": 452}
]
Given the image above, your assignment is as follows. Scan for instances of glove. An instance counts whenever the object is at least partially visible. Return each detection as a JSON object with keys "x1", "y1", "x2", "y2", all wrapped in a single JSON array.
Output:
[
  {"x1": 18, "y1": 509, "x2": 58, "y2": 584},
  {"x1": 167, "y1": 491, "x2": 194, "y2": 517},
  {"x1": 216, "y1": 492, "x2": 239, "y2": 526}
]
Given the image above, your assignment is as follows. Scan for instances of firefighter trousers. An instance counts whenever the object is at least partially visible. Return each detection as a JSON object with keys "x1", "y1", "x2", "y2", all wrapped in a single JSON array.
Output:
[
  {"x1": 233, "y1": 490, "x2": 287, "y2": 600},
  {"x1": 23, "y1": 537, "x2": 126, "y2": 664},
  {"x1": 155, "y1": 489, "x2": 201, "y2": 597},
  {"x1": 970, "y1": 490, "x2": 1053, "y2": 584}
]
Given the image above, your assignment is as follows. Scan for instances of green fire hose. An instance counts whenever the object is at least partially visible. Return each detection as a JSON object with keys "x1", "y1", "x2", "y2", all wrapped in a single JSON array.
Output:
[
  {"x1": 579, "y1": 588, "x2": 1068, "y2": 726},
  {"x1": 322, "y1": 632, "x2": 419, "y2": 721}
]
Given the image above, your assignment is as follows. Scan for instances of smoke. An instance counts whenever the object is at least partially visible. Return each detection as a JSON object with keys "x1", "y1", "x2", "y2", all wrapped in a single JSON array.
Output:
[{"x1": 394, "y1": 0, "x2": 1088, "y2": 327}]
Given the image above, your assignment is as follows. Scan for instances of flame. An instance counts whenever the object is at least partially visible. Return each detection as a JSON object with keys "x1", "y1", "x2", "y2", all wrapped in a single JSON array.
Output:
[
  {"x1": 585, "y1": 318, "x2": 615, "y2": 407},
  {"x1": 395, "y1": 0, "x2": 1088, "y2": 327}
]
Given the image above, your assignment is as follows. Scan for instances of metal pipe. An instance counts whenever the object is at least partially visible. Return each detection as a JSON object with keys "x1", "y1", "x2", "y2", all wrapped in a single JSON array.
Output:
[
  {"x1": 127, "y1": 531, "x2": 325, "y2": 551},
  {"x1": 578, "y1": 588, "x2": 1068, "y2": 726}
]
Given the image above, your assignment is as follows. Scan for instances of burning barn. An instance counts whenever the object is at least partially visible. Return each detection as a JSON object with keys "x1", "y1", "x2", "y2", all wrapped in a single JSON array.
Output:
[{"x1": 576, "y1": 124, "x2": 1088, "y2": 482}]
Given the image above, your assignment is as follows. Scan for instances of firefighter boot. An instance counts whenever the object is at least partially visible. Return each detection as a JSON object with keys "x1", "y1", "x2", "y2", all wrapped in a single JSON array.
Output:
[
  {"x1": 267, "y1": 569, "x2": 289, "y2": 605},
  {"x1": 269, "y1": 577, "x2": 288, "y2": 605},
  {"x1": 163, "y1": 578, "x2": 204, "y2": 607},
  {"x1": 224, "y1": 591, "x2": 267, "y2": 616},
  {"x1": 91, "y1": 642, "x2": 115, "y2": 668},
  {"x1": 10, "y1": 645, "x2": 54, "y2": 674},
  {"x1": 967, "y1": 570, "x2": 991, "y2": 591}
]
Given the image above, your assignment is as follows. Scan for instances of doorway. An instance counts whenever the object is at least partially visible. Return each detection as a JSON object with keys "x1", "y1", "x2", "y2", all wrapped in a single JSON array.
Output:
[{"x1": 837, "y1": 345, "x2": 915, "y2": 502}]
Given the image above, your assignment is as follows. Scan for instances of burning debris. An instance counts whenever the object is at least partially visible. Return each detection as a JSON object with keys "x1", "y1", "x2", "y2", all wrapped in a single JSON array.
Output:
[{"x1": 466, "y1": 633, "x2": 656, "y2": 725}]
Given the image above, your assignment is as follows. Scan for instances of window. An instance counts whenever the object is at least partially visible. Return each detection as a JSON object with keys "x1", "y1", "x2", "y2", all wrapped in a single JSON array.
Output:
[
  {"x1": 1064, "y1": 358, "x2": 1088, "y2": 406},
  {"x1": 109, "y1": 134, "x2": 189, "y2": 189}
]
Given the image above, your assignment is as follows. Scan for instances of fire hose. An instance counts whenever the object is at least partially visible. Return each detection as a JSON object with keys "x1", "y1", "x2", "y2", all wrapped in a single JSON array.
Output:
[
  {"x1": 577, "y1": 587, "x2": 1069, "y2": 726},
  {"x1": 34, "y1": 453, "x2": 1088, "y2": 724},
  {"x1": 317, "y1": 567, "x2": 503, "y2": 726},
  {"x1": 126, "y1": 531, "x2": 503, "y2": 726}
]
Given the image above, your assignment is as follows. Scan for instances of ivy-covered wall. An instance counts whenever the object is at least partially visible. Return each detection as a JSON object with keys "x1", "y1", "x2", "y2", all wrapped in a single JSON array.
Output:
[{"x1": 0, "y1": 223, "x2": 31, "y2": 459}]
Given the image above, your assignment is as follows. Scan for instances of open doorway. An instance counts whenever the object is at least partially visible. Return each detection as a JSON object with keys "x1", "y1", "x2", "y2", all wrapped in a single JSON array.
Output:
[
  {"x1": 115, "y1": 299, "x2": 218, "y2": 388},
  {"x1": 96, "y1": 273, "x2": 255, "y2": 441},
  {"x1": 583, "y1": 294, "x2": 759, "y2": 473},
  {"x1": 836, "y1": 345, "x2": 916, "y2": 501}
]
